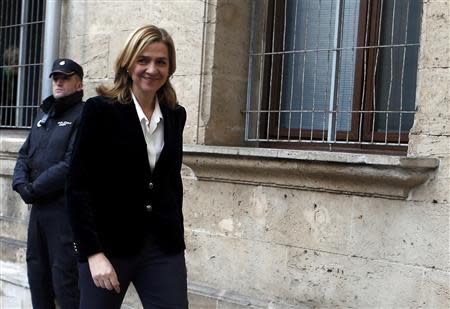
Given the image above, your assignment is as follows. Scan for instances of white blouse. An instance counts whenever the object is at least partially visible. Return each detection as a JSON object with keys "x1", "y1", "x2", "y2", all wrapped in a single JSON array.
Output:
[{"x1": 131, "y1": 92, "x2": 164, "y2": 171}]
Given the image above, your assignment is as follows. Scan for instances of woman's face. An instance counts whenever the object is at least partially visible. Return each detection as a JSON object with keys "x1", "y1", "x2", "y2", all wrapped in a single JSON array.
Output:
[{"x1": 129, "y1": 41, "x2": 170, "y2": 98}]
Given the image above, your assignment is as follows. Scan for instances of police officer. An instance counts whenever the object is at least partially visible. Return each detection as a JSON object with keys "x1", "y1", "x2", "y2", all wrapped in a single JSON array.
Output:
[{"x1": 12, "y1": 58, "x2": 84, "y2": 309}]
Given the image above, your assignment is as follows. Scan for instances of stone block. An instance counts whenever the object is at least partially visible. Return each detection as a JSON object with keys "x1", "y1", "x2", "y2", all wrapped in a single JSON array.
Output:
[
  {"x1": 348, "y1": 197, "x2": 450, "y2": 270},
  {"x1": 418, "y1": 1, "x2": 450, "y2": 69},
  {"x1": 61, "y1": 1, "x2": 149, "y2": 38},
  {"x1": 408, "y1": 134, "x2": 450, "y2": 158},
  {"x1": 0, "y1": 238, "x2": 27, "y2": 264},
  {"x1": 206, "y1": 76, "x2": 247, "y2": 145},
  {"x1": 185, "y1": 231, "x2": 289, "y2": 304},
  {"x1": 1, "y1": 217, "x2": 28, "y2": 243},
  {"x1": 286, "y1": 247, "x2": 427, "y2": 308},
  {"x1": 419, "y1": 268, "x2": 450, "y2": 308},
  {"x1": 0, "y1": 261, "x2": 31, "y2": 308},
  {"x1": 184, "y1": 180, "x2": 243, "y2": 237},
  {"x1": 412, "y1": 68, "x2": 450, "y2": 136},
  {"x1": 408, "y1": 174, "x2": 450, "y2": 204},
  {"x1": 214, "y1": 1, "x2": 252, "y2": 78},
  {"x1": 1, "y1": 177, "x2": 30, "y2": 221},
  {"x1": 188, "y1": 293, "x2": 218, "y2": 309},
  {"x1": 82, "y1": 80, "x2": 111, "y2": 100},
  {"x1": 0, "y1": 135, "x2": 24, "y2": 156},
  {"x1": 184, "y1": 179, "x2": 365, "y2": 255},
  {"x1": 0, "y1": 280, "x2": 32, "y2": 309},
  {"x1": 172, "y1": 75, "x2": 201, "y2": 145},
  {"x1": 61, "y1": 34, "x2": 110, "y2": 80}
]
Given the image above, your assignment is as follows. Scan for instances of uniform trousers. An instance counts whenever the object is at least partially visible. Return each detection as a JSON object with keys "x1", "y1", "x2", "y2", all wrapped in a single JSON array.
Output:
[
  {"x1": 78, "y1": 234, "x2": 188, "y2": 309},
  {"x1": 26, "y1": 204, "x2": 79, "y2": 309}
]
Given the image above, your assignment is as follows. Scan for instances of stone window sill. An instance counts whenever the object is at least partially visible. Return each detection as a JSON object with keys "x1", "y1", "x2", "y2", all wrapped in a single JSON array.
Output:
[{"x1": 183, "y1": 145, "x2": 439, "y2": 200}]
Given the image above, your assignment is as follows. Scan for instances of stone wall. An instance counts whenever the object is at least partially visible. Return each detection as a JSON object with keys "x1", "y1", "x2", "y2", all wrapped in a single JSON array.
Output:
[{"x1": 1, "y1": 0, "x2": 449, "y2": 308}]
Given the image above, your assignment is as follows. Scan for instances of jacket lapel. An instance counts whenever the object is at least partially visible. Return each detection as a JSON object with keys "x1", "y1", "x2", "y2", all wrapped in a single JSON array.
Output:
[{"x1": 152, "y1": 103, "x2": 174, "y2": 177}]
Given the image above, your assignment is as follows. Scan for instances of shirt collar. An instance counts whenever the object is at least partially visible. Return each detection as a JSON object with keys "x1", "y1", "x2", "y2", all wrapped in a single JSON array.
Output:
[{"x1": 131, "y1": 91, "x2": 163, "y2": 125}]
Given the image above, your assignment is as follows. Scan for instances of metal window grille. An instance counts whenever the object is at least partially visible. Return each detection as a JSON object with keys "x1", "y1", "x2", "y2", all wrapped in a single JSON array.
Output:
[
  {"x1": 1, "y1": 0, "x2": 45, "y2": 128},
  {"x1": 246, "y1": 0, "x2": 422, "y2": 151}
]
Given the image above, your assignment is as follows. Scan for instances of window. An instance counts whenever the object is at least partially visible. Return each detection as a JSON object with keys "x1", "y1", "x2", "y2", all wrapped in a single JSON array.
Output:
[
  {"x1": 246, "y1": 0, "x2": 422, "y2": 153},
  {"x1": 0, "y1": 0, "x2": 45, "y2": 128}
]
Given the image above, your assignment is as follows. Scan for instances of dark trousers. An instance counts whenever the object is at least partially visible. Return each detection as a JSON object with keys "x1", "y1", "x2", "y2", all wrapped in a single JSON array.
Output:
[
  {"x1": 78, "y1": 235, "x2": 188, "y2": 309},
  {"x1": 27, "y1": 204, "x2": 79, "y2": 309}
]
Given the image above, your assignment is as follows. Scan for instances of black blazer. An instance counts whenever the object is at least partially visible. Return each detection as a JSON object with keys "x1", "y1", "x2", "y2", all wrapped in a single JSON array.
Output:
[{"x1": 66, "y1": 95, "x2": 186, "y2": 262}]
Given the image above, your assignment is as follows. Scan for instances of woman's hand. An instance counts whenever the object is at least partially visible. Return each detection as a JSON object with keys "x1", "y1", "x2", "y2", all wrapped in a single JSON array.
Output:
[{"x1": 87, "y1": 252, "x2": 121, "y2": 294}]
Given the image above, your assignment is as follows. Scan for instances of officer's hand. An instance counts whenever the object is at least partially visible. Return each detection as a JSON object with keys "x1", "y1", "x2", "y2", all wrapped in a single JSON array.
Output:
[
  {"x1": 87, "y1": 252, "x2": 121, "y2": 294},
  {"x1": 16, "y1": 183, "x2": 35, "y2": 204}
]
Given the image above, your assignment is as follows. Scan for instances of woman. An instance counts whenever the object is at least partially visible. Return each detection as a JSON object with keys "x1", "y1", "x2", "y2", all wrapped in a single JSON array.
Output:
[{"x1": 66, "y1": 25, "x2": 188, "y2": 308}]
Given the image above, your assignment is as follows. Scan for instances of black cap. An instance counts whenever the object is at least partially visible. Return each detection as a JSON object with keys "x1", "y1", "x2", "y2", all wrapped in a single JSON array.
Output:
[{"x1": 49, "y1": 58, "x2": 83, "y2": 79}]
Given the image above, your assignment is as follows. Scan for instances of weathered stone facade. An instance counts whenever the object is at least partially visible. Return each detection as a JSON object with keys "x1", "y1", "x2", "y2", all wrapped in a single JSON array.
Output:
[{"x1": 1, "y1": 0, "x2": 449, "y2": 308}]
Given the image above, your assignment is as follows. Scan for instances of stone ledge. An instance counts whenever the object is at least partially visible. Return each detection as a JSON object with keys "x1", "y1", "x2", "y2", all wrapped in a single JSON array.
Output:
[
  {"x1": 188, "y1": 281, "x2": 308, "y2": 309},
  {"x1": 1, "y1": 134, "x2": 440, "y2": 199},
  {"x1": 183, "y1": 145, "x2": 440, "y2": 200}
]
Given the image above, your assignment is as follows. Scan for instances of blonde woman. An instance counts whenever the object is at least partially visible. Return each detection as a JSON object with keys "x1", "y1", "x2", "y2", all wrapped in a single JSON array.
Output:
[{"x1": 67, "y1": 25, "x2": 188, "y2": 308}]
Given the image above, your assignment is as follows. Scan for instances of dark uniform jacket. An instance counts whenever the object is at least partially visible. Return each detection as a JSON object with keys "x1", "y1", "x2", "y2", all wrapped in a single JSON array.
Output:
[
  {"x1": 12, "y1": 91, "x2": 84, "y2": 206},
  {"x1": 66, "y1": 95, "x2": 187, "y2": 262}
]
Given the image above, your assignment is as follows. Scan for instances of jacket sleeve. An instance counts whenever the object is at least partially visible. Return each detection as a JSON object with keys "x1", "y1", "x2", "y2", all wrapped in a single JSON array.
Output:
[
  {"x1": 66, "y1": 98, "x2": 103, "y2": 261},
  {"x1": 12, "y1": 133, "x2": 32, "y2": 190},
  {"x1": 30, "y1": 121, "x2": 79, "y2": 197},
  {"x1": 12, "y1": 132, "x2": 35, "y2": 197},
  {"x1": 175, "y1": 106, "x2": 187, "y2": 212}
]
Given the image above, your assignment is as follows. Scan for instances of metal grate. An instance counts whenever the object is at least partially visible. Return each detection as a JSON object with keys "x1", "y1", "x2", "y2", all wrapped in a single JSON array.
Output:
[
  {"x1": 246, "y1": 0, "x2": 422, "y2": 149},
  {"x1": 1, "y1": 0, "x2": 46, "y2": 128}
]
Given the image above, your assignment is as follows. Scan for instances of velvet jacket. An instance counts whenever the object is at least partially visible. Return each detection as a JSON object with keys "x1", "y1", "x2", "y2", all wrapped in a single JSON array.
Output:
[{"x1": 66, "y1": 95, "x2": 186, "y2": 262}]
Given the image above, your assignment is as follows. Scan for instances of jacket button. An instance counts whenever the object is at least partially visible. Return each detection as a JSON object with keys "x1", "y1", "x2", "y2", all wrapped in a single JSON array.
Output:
[
  {"x1": 148, "y1": 182, "x2": 154, "y2": 189},
  {"x1": 146, "y1": 204, "x2": 153, "y2": 212}
]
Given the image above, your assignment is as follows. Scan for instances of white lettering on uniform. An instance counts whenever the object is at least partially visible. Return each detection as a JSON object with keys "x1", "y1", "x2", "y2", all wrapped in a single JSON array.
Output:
[{"x1": 58, "y1": 121, "x2": 72, "y2": 127}]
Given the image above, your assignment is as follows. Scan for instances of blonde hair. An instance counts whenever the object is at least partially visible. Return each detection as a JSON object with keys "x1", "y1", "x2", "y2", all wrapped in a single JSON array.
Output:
[{"x1": 97, "y1": 25, "x2": 177, "y2": 109}]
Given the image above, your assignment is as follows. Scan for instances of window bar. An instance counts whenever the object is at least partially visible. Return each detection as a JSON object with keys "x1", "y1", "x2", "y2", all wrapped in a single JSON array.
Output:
[
  {"x1": 29, "y1": 0, "x2": 35, "y2": 126},
  {"x1": 327, "y1": 0, "x2": 342, "y2": 143},
  {"x1": 4, "y1": 1, "x2": 11, "y2": 125},
  {"x1": 10, "y1": 1, "x2": 18, "y2": 126},
  {"x1": 252, "y1": 43, "x2": 420, "y2": 57},
  {"x1": 343, "y1": 0, "x2": 359, "y2": 143},
  {"x1": 324, "y1": 0, "x2": 333, "y2": 142},
  {"x1": 255, "y1": 1, "x2": 269, "y2": 141},
  {"x1": 384, "y1": 0, "x2": 397, "y2": 143},
  {"x1": 2, "y1": 1, "x2": 8, "y2": 125},
  {"x1": 371, "y1": 0, "x2": 384, "y2": 143},
  {"x1": 32, "y1": 0, "x2": 41, "y2": 124},
  {"x1": 287, "y1": 0, "x2": 299, "y2": 141},
  {"x1": 318, "y1": 0, "x2": 325, "y2": 142},
  {"x1": 298, "y1": 0, "x2": 310, "y2": 142},
  {"x1": 25, "y1": 2, "x2": 32, "y2": 125},
  {"x1": 30, "y1": 22, "x2": 38, "y2": 126},
  {"x1": 30, "y1": 0, "x2": 39, "y2": 126},
  {"x1": 246, "y1": 1, "x2": 256, "y2": 140},
  {"x1": 335, "y1": 0, "x2": 347, "y2": 143},
  {"x1": 359, "y1": 0, "x2": 371, "y2": 143},
  {"x1": 276, "y1": 0, "x2": 288, "y2": 140},
  {"x1": 16, "y1": 0, "x2": 29, "y2": 127},
  {"x1": 16, "y1": 1, "x2": 23, "y2": 126},
  {"x1": 266, "y1": 0, "x2": 279, "y2": 141},
  {"x1": 310, "y1": 0, "x2": 323, "y2": 141},
  {"x1": 398, "y1": 0, "x2": 410, "y2": 144},
  {"x1": 14, "y1": 9, "x2": 20, "y2": 127}
]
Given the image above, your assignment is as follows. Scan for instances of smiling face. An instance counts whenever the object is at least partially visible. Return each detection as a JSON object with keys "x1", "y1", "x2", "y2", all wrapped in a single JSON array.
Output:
[
  {"x1": 129, "y1": 41, "x2": 170, "y2": 100},
  {"x1": 52, "y1": 73, "x2": 82, "y2": 99}
]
